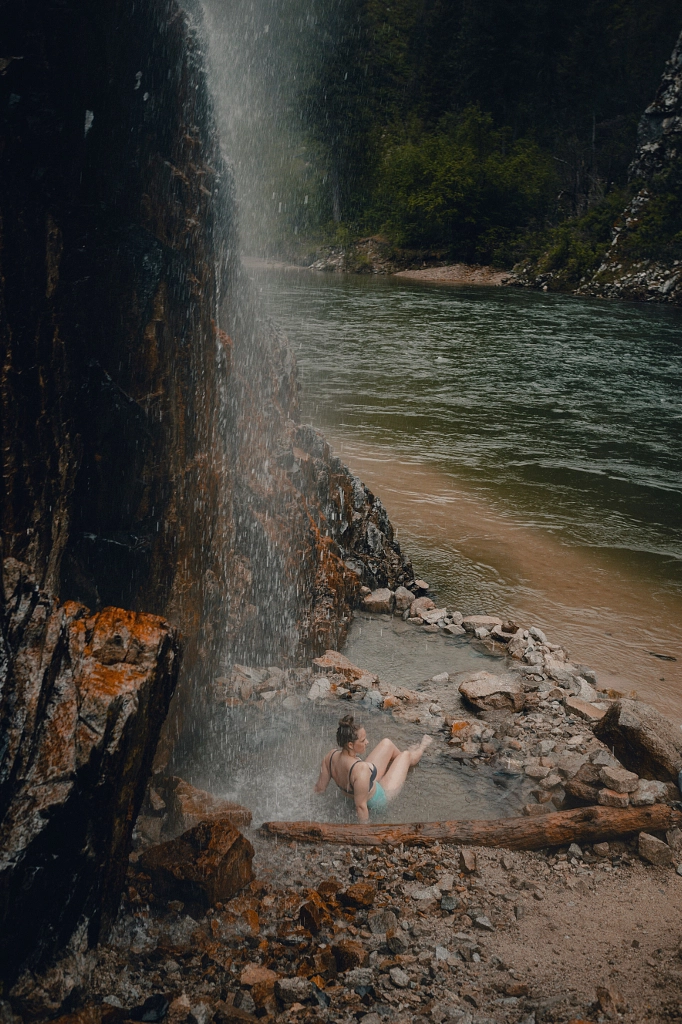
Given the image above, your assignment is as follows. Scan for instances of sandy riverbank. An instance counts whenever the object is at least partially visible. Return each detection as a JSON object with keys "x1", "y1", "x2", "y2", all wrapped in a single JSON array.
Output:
[
  {"x1": 394, "y1": 265, "x2": 511, "y2": 287},
  {"x1": 244, "y1": 256, "x2": 512, "y2": 286}
]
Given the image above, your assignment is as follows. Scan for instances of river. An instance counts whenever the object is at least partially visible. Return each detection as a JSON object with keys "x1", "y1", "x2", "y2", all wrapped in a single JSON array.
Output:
[{"x1": 249, "y1": 265, "x2": 682, "y2": 723}]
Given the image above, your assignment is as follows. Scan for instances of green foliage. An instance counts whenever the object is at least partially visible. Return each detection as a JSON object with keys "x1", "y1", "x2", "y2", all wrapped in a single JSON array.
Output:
[
  {"x1": 371, "y1": 109, "x2": 556, "y2": 262},
  {"x1": 619, "y1": 170, "x2": 682, "y2": 262},
  {"x1": 533, "y1": 188, "x2": 629, "y2": 287},
  {"x1": 299, "y1": 0, "x2": 680, "y2": 256}
]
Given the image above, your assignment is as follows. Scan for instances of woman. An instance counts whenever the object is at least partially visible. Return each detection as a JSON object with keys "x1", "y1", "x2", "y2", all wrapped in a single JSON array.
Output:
[{"x1": 314, "y1": 714, "x2": 432, "y2": 822}]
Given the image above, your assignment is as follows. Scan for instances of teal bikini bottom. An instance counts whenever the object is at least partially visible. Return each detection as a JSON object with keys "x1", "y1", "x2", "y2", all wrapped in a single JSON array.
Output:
[{"x1": 367, "y1": 782, "x2": 388, "y2": 812}]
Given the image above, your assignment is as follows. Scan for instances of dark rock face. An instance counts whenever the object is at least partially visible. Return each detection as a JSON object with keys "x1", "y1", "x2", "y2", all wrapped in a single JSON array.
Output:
[
  {"x1": 0, "y1": 558, "x2": 180, "y2": 994},
  {"x1": 629, "y1": 29, "x2": 682, "y2": 183},
  {"x1": 579, "y1": 29, "x2": 682, "y2": 305},
  {"x1": 0, "y1": 0, "x2": 411, "y2": 690},
  {"x1": 0, "y1": 0, "x2": 412, "y2": 1003}
]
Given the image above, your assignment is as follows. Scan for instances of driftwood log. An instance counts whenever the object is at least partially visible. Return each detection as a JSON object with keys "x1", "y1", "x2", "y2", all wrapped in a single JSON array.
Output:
[{"x1": 261, "y1": 804, "x2": 682, "y2": 851}]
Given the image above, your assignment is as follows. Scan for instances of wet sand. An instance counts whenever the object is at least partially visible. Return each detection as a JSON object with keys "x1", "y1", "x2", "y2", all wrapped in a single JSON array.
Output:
[{"x1": 329, "y1": 434, "x2": 682, "y2": 724}]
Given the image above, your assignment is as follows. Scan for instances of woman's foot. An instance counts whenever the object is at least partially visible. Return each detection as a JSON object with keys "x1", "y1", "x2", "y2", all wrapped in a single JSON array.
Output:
[{"x1": 408, "y1": 734, "x2": 432, "y2": 765}]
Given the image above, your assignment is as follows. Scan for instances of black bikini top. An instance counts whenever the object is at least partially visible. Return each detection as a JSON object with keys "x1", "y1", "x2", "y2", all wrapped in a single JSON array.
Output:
[{"x1": 330, "y1": 749, "x2": 377, "y2": 794}]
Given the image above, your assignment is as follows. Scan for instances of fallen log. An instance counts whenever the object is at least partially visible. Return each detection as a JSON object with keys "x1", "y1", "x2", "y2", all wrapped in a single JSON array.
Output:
[{"x1": 261, "y1": 804, "x2": 682, "y2": 851}]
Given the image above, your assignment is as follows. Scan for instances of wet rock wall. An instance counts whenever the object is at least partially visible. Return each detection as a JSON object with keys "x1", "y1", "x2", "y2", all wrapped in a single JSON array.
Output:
[
  {"x1": 0, "y1": 0, "x2": 414, "y2": 988},
  {"x1": 0, "y1": 0, "x2": 411, "y2": 712},
  {"x1": 0, "y1": 558, "x2": 180, "y2": 994}
]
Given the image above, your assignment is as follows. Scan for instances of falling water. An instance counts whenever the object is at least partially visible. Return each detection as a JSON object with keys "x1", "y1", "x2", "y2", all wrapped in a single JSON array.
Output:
[{"x1": 165, "y1": 1, "x2": 518, "y2": 823}]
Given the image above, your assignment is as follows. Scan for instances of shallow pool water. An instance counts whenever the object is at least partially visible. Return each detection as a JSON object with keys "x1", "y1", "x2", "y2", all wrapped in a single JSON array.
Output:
[
  {"x1": 343, "y1": 612, "x2": 507, "y2": 691},
  {"x1": 181, "y1": 698, "x2": 526, "y2": 828},
  {"x1": 177, "y1": 618, "x2": 527, "y2": 827}
]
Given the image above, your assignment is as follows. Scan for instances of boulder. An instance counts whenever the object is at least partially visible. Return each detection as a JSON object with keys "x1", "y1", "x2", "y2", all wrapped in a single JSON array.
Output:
[
  {"x1": 307, "y1": 676, "x2": 332, "y2": 700},
  {"x1": 332, "y1": 939, "x2": 368, "y2": 971},
  {"x1": 597, "y1": 788, "x2": 629, "y2": 808},
  {"x1": 0, "y1": 560, "x2": 180, "y2": 994},
  {"x1": 420, "y1": 608, "x2": 448, "y2": 625},
  {"x1": 362, "y1": 589, "x2": 395, "y2": 614},
  {"x1": 631, "y1": 779, "x2": 669, "y2": 806},
  {"x1": 299, "y1": 892, "x2": 332, "y2": 935},
  {"x1": 386, "y1": 927, "x2": 410, "y2": 954},
  {"x1": 368, "y1": 909, "x2": 398, "y2": 934},
  {"x1": 458, "y1": 671, "x2": 524, "y2": 712},
  {"x1": 598, "y1": 766, "x2": 639, "y2": 794},
  {"x1": 564, "y1": 780, "x2": 600, "y2": 804},
  {"x1": 139, "y1": 819, "x2": 254, "y2": 911},
  {"x1": 214, "y1": 1004, "x2": 260, "y2": 1024},
  {"x1": 576, "y1": 678, "x2": 600, "y2": 702},
  {"x1": 312, "y1": 650, "x2": 373, "y2": 684},
  {"x1": 594, "y1": 699, "x2": 682, "y2": 782},
  {"x1": 393, "y1": 586, "x2": 414, "y2": 612},
  {"x1": 638, "y1": 832, "x2": 674, "y2": 867},
  {"x1": 410, "y1": 596, "x2": 435, "y2": 618},
  {"x1": 240, "y1": 965, "x2": 278, "y2": 988},
  {"x1": 157, "y1": 778, "x2": 251, "y2": 837},
  {"x1": 563, "y1": 696, "x2": 605, "y2": 722},
  {"x1": 389, "y1": 967, "x2": 410, "y2": 989},
  {"x1": 442, "y1": 624, "x2": 466, "y2": 636},
  {"x1": 275, "y1": 977, "x2": 313, "y2": 1006},
  {"x1": 338, "y1": 881, "x2": 376, "y2": 908},
  {"x1": 490, "y1": 626, "x2": 516, "y2": 643},
  {"x1": 459, "y1": 849, "x2": 477, "y2": 873},
  {"x1": 461, "y1": 615, "x2": 502, "y2": 633}
]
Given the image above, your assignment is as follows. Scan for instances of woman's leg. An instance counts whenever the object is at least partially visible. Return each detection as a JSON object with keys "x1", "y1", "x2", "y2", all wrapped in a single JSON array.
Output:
[
  {"x1": 366, "y1": 737, "x2": 402, "y2": 777},
  {"x1": 379, "y1": 735, "x2": 432, "y2": 802}
]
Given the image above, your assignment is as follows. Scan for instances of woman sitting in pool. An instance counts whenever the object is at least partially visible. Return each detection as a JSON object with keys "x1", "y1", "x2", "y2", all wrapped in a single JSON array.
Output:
[{"x1": 314, "y1": 714, "x2": 432, "y2": 822}]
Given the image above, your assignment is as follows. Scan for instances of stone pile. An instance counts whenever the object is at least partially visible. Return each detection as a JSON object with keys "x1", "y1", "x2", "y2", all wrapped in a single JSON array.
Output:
[{"x1": 20, "y1": 822, "x2": 682, "y2": 1024}]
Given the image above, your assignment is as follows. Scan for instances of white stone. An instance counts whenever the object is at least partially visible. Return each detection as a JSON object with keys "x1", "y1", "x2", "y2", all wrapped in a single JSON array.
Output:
[
  {"x1": 461, "y1": 615, "x2": 502, "y2": 633},
  {"x1": 307, "y1": 676, "x2": 331, "y2": 700},
  {"x1": 431, "y1": 672, "x2": 449, "y2": 684},
  {"x1": 529, "y1": 626, "x2": 548, "y2": 644},
  {"x1": 389, "y1": 967, "x2": 410, "y2": 989},
  {"x1": 630, "y1": 779, "x2": 668, "y2": 806},
  {"x1": 458, "y1": 671, "x2": 524, "y2": 712}
]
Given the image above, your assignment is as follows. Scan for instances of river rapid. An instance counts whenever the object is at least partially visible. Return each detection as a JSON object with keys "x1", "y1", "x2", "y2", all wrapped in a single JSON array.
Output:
[{"x1": 250, "y1": 265, "x2": 682, "y2": 723}]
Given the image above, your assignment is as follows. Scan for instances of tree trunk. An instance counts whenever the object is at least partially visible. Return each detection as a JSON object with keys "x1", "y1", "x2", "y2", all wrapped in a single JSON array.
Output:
[{"x1": 261, "y1": 804, "x2": 682, "y2": 850}]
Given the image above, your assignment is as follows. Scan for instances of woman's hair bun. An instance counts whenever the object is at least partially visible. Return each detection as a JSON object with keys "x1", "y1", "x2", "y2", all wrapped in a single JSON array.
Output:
[{"x1": 336, "y1": 714, "x2": 360, "y2": 747}]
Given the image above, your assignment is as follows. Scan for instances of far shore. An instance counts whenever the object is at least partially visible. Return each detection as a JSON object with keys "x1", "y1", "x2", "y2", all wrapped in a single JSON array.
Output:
[
  {"x1": 394, "y1": 263, "x2": 511, "y2": 286},
  {"x1": 243, "y1": 254, "x2": 512, "y2": 287}
]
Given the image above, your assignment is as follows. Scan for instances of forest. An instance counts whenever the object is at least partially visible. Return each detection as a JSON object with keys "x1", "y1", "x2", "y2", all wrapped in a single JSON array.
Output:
[{"x1": 235, "y1": 0, "x2": 681, "y2": 274}]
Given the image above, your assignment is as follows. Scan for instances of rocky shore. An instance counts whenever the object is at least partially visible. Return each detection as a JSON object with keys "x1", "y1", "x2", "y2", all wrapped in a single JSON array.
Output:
[{"x1": 7, "y1": 583, "x2": 682, "y2": 1024}]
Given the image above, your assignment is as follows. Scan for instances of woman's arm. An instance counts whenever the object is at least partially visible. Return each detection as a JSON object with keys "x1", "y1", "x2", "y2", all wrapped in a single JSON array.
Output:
[
  {"x1": 353, "y1": 765, "x2": 371, "y2": 823},
  {"x1": 314, "y1": 751, "x2": 332, "y2": 794}
]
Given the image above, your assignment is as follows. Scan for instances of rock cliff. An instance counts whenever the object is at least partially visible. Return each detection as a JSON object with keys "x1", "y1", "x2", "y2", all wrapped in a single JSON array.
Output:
[
  {"x1": 0, "y1": 558, "x2": 180, "y2": 997},
  {"x1": 0, "y1": 0, "x2": 412, "y2": 996},
  {"x1": 578, "y1": 28, "x2": 682, "y2": 304},
  {"x1": 0, "y1": 0, "x2": 411, "y2": 701}
]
